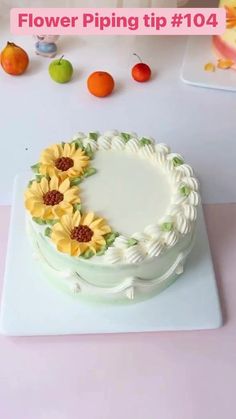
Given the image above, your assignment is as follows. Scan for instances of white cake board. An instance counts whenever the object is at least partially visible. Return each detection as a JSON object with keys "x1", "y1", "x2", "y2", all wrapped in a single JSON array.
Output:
[
  {"x1": 181, "y1": 36, "x2": 236, "y2": 92},
  {"x1": 0, "y1": 175, "x2": 222, "y2": 336}
]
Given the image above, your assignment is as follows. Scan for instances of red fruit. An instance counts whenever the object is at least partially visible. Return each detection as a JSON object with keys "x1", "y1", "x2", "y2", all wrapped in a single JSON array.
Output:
[
  {"x1": 1, "y1": 41, "x2": 29, "y2": 75},
  {"x1": 131, "y1": 53, "x2": 151, "y2": 83}
]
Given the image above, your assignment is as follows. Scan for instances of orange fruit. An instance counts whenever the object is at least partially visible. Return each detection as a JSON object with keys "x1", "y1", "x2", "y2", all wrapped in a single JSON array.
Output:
[{"x1": 87, "y1": 71, "x2": 115, "y2": 98}]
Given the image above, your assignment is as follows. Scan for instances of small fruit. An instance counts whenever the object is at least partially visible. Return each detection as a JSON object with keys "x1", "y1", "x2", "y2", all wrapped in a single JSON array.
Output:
[
  {"x1": 87, "y1": 71, "x2": 115, "y2": 98},
  {"x1": 217, "y1": 58, "x2": 234, "y2": 69},
  {"x1": 49, "y1": 55, "x2": 73, "y2": 83},
  {"x1": 204, "y1": 62, "x2": 216, "y2": 72},
  {"x1": 131, "y1": 53, "x2": 151, "y2": 82},
  {"x1": 0, "y1": 41, "x2": 29, "y2": 75}
]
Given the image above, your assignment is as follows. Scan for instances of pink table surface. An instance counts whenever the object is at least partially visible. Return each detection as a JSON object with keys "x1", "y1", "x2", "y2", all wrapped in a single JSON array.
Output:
[{"x1": 0, "y1": 204, "x2": 236, "y2": 419}]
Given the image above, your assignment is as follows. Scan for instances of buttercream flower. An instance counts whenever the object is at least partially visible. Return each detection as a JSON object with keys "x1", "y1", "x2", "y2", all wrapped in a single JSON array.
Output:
[
  {"x1": 25, "y1": 176, "x2": 80, "y2": 221},
  {"x1": 39, "y1": 143, "x2": 89, "y2": 179},
  {"x1": 51, "y1": 211, "x2": 111, "y2": 257}
]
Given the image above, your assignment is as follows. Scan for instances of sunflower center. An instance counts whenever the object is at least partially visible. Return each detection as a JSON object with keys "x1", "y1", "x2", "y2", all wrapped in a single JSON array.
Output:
[
  {"x1": 55, "y1": 157, "x2": 74, "y2": 171},
  {"x1": 43, "y1": 190, "x2": 64, "y2": 206},
  {"x1": 71, "y1": 225, "x2": 94, "y2": 242}
]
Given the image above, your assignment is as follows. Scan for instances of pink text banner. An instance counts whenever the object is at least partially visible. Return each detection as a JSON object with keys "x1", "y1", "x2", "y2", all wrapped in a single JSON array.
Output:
[{"x1": 11, "y1": 8, "x2": 226, "y2": 36}]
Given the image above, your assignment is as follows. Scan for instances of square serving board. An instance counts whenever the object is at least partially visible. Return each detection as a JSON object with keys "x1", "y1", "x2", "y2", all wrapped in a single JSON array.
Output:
[
  {"x1": 0, "y1": 174, "x2": 222, "y2": 336},
  {"x1": 181, "y1": 36, "x2": 236, "y2": 92}
]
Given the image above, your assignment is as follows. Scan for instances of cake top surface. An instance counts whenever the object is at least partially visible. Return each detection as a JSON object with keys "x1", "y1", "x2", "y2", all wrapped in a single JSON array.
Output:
[
  {"x1": 25, "y1": 130, "x2": 200, "y2": 265},
  {"x1": 81, "y1": 149, "x2": 172, "y2": 235}
]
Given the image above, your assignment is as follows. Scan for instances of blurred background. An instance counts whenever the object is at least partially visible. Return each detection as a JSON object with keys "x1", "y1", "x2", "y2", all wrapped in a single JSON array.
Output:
[{"x1": 0, "y1": 0, "x2": 234, "y2": 206}]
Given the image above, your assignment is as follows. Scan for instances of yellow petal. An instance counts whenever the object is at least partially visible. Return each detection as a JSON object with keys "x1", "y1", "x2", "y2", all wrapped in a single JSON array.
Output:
[
  {"x1": 73, "y1": 155, "x2": 89, "y2": 167},
  {"x1": 40, "y1": 177, "x2": 49, "y2": 194},
  {"x1": 58, "y1": 171, "x2": 69, "y2": 181},
  {"x1": 40, "y1": 148, "x2": 54, "y2": 164},
  {"x1": 92, "y1": 228, "x2": 106, "y2": 236},
  {"x1": 52, "y1": 144, "x2": 62, "y2": 159},
  {"x1": 92, "y1": 237, "x2": 106, "y2": 246},
  {"x1": 50, "y1": 176, "x2": 59, "y2": 191},
  {"x1": 53, "y1": 202, "x2": 73, "y2": 218},
  {"x1": 25, "y1": 198, "x2": 35, "y2": 211},
  {"x1": 100, "y1": 225, "x2": 112, "y2": 234},
  {"x1": 63, "y1": 188, "x2": 80, "y2": 203},
  {"x1": 71, "y1": 240, "x2": 89, "y2": 255},
  {"x1": 72, "y1": 211, "x2": 81, "y2": 227},
  {"x1": 70, "y1": 143, "x2": 76, "y2": 155},
  {"x1": 31, "y1": 202, "x2": 45, "y2": 218},
  {"x1": 51, "y1": 225, "x2": 70, "y2": 240},
  {"x1": 43, "y1": 206, "x2": 54, "y2": 220},
  {"x1": 30, "y1": 181, "x2": 42, "y2": 196},
  {"x1": 63, "y1": 143, "x2": 71, "y2": 157},
  {"x1": 60, "y1": 213, "x2": 74, "y2": 234},
  {"x1": 71, "y1": 241, "x2": 81, "y2": 256},
  {"x1": 67, "y1": 167, "x2": 82, "y2": 178},
  {"x1": 39, "y1": 164, "x2": 48, "y2": 176},
  {"x1": 89, "y1": 218, "x2": 104, "y2": 229},
  {"x1": 59, "y1": 178, "x2": 70, "y2": 194},
  {"x1": 57, "y1": 239, "x2": 72, "y2": 255},
  {"x1": 82, "y1": 212, "x2": 95, "y2": 226},
  {"x1": 40, "y1": 152, "x2": 54, "y2": 165}
]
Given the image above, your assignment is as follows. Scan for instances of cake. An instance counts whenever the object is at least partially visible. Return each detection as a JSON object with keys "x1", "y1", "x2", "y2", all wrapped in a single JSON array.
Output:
[
  {"x1": 24, "y1": 130, "x2": 200, "y2": 303},
  {"x1": 213, "y1": 0, "x2": 236, "y2": 65}
]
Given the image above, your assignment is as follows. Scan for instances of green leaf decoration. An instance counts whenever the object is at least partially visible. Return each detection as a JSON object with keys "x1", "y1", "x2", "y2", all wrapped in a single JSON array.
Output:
[
  {"x1": 172, "y1": 156, "x2": 184, "y2": 167},
  {"x1": 61, "y1": 141, "x2": 66, "y2": 147},
  {"x1": 73, "y1": 203, "x2": 82, "y2": 212},
  {"x1": 84, "y1": 144, "x2": 94, "y2": 159},
  {"x1": 73, "y1": 139, "x2": 84, "y2": 150},
  {"x1": 180, "y1": 185, "x2": 191, "y2": 197},
  {"x1": 31, "y1": 163, "x2": 40, "y2": 173},
  {"x1": 121, "y1": 132, "x2": 131, "y2": 143},
  {"x1": 139, "y1": 137, "x2": 152, "y2": 147},
  {"x1": 32, "y1": 217, "x2": 47, "y2": 225},
  {"x1": 89, "y1": 132, "x2": 98, "y2": 141},
  {"x1": 81, "y1": 249, "x2": 95, "y2": 259},
  {"x1": 35, "y1": 174, "x2": 45, "y2": 183},
  {"x1": 47, "y1": 219, "x2": 59, "y2": 226},
  {"x1": 44, "y1": 227, "x2": 52, "y2": 238},
  {"x1": 127, "y1": 238, "x2": 138, "y2": 247},
  {"x1": 161, "y1": 222, "x2": 173, "y2": 232},
  {"x1": 83, "y1": 167, "x2": 97, "y2": 178},
  {"x1": 96, "y1": 245, "x2": 107, "y2": 256},
  {"x1": 28, "y1": 180, "x2": 34, "y2": 187},
  {"x1": 104, "y1": 232, "x2": 119, "y2": 246},
  {"x1": 70, "y1": 177, "x2": 83, "y2": 186}
]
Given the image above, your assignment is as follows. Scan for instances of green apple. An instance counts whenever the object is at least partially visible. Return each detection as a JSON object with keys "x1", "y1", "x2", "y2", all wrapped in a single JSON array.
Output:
[{"x1": 49, "y1": 55, "x2": 73, "y2": 83}]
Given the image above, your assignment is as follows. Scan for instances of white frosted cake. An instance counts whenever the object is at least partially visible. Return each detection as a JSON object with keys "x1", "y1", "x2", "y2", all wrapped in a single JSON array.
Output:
[{"x1": 24, "y1": 130, "x2": 200, "y2": 303}]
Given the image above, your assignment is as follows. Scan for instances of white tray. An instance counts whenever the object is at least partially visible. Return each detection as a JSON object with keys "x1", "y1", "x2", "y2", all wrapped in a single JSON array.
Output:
[
  {"x1": 181, "y1": 36, "x2": 236, "y2": 92},
  {"x1": 0, "y1": 174, "x2": 222, "y2": 336}
]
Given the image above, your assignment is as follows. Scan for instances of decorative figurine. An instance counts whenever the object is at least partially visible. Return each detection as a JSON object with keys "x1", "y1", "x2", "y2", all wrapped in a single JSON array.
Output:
[{"x1": 35, "y1": 35, "x2": 60, "y2": 58}]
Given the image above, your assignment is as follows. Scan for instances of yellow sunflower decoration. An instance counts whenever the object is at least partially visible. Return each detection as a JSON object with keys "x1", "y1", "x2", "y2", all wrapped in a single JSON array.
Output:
[
  {"x1": 25, "y1": 176, "x2": 80, "y2": 221},
  {"x1": 39, "y1": 143, "x2": 89, "y2": 179},
  {"x1": 51, "y1": 211, "x2": 111, "y2": 257}
]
